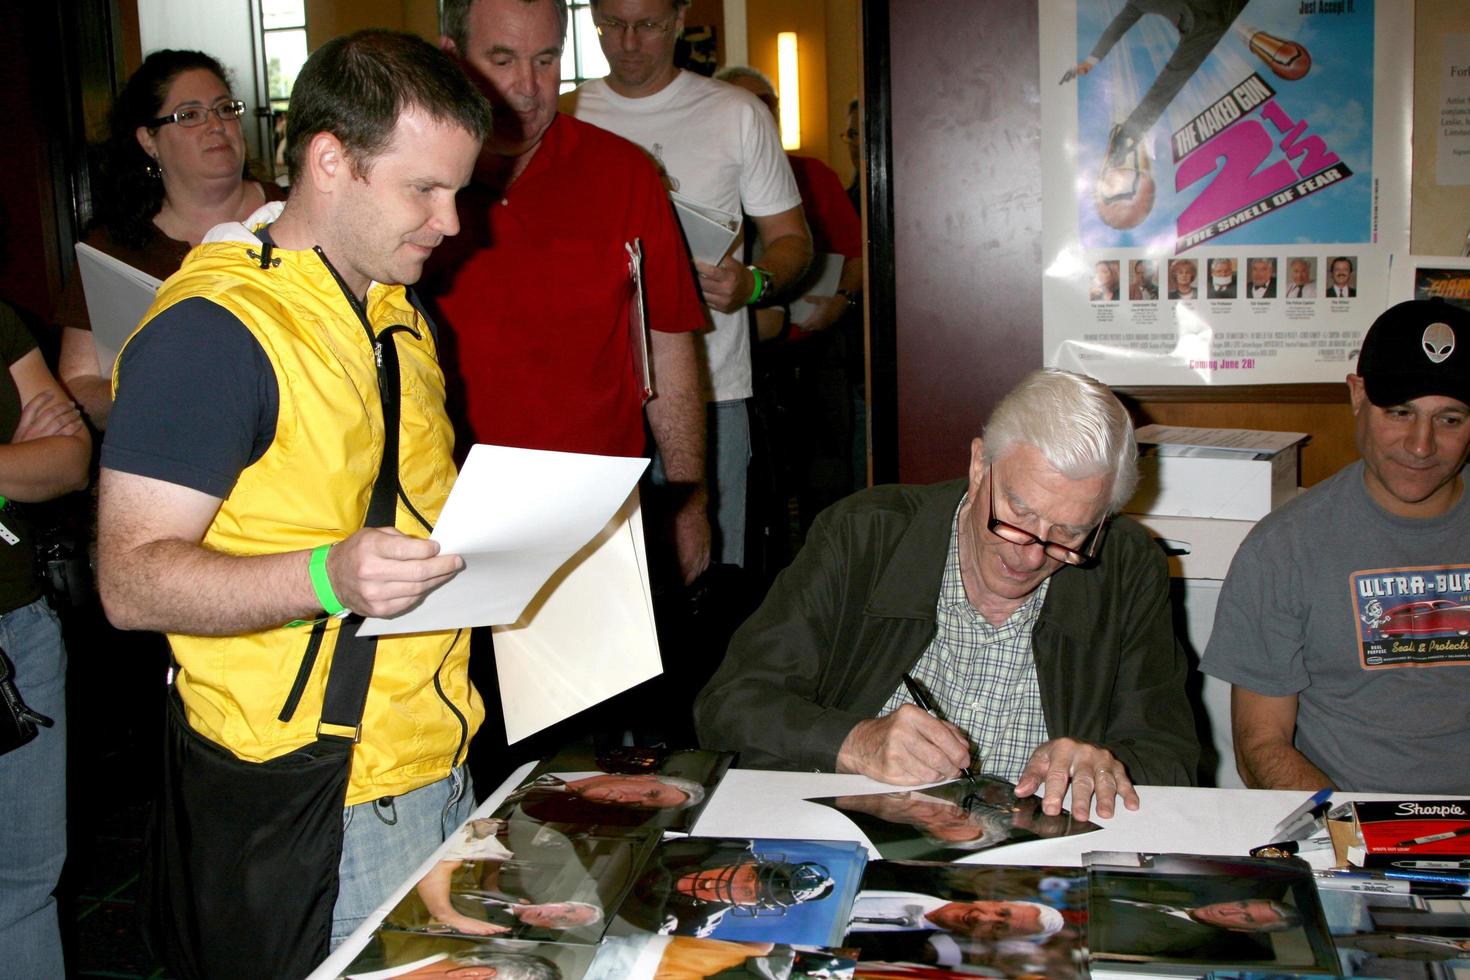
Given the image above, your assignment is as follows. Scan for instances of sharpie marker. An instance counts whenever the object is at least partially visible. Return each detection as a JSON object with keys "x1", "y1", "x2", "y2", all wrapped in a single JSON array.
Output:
[
  {"x1": 1273, "y1": 788, "x2": 1332, "y2": 838},
  {"x1": 1395, "y1": 826, "x2": 1470, "y2": 848},
  {"x1": 1314, "y1": 869, "x2": 1467, "y2": 897},
  {"x1": 1394, "y1": 860, "x2": 1470, "y2": 870},
  {"x1": 1313, "y1": 870, "x2": 1409, "y2": 894}
]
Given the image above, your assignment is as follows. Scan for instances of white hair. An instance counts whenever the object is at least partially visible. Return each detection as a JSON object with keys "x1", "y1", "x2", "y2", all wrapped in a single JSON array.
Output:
[
  {"x1": 1023, "y1": 901, "x2": 1066, "y2": 942},
  {"x1": 982, "y1": 369, "x2": 1138, "y2": 513},
  {"x1": 922, "y1": 807, "x2": 1011, "y2": 850},
  {"x1": 656, "y1": 774, "x2": 707, "y2": 808},
  {"x1": 713, "y1": 64, "x2": 775, "y2": 98}
]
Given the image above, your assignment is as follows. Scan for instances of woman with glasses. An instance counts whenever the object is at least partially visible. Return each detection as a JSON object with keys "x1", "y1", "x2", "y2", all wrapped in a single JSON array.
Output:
[{"x1": 55, "y1": 49, "x2": 283, "y2": 429}]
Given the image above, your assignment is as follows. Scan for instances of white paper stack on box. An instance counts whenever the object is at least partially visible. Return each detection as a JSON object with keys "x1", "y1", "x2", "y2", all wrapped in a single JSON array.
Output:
[{"x1": 1128, "y1": 424, "x2": 1308, "y2": 521}]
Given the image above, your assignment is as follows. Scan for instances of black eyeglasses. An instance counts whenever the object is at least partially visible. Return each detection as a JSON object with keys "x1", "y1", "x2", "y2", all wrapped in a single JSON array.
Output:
[
  {"x1": 149, "y1": 99, "x2": 247, "y2": 129},
  {"x1": 986, "y1": 474, "x2": 1107, "y2": 567}
]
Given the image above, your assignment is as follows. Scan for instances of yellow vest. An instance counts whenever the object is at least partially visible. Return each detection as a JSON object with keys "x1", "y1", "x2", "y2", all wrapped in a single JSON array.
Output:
[{"x1": 121, "y1": 236, "x2": 482, "y2": 806}]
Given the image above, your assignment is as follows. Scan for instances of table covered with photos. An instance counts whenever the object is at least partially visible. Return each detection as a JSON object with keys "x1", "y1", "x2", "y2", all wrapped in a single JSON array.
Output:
[{"x1": 310, "y1": 744, "x2": 1470, "y2": 980}]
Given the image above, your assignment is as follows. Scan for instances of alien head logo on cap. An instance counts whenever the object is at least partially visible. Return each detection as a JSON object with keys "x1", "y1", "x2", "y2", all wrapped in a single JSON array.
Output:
[
  {"x1": 1424, "y1": 322, "x2": 1456, "y2": 364},
  {"x1": 1356, "y1": 299, "x2": 1470, "y2": 408}
]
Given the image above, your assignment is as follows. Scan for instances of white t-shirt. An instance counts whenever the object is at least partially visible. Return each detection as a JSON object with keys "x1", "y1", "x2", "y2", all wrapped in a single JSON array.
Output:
[{"x1": 568, "y1": 71, "x2": 802, "y2": 402}]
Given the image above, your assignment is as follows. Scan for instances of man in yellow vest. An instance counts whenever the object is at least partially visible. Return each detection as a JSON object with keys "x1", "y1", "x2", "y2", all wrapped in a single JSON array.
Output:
[{"x1": 96, "y1": 30, "x2": 492, "y2": 971}]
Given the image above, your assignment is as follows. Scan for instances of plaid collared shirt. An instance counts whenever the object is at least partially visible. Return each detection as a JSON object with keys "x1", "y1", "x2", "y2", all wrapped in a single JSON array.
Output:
[{"x1": 880, "y1": 502, "x2": 1050, "y2": 782}]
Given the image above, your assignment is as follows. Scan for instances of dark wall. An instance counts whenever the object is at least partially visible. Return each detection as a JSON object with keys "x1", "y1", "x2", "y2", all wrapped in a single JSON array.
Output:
[
  {"x1": 889, "y1": 0, "x2": 1043, "y2": 484},
  {"x1": 0, "y1": 0, "x2": 126, "y2": 333}
]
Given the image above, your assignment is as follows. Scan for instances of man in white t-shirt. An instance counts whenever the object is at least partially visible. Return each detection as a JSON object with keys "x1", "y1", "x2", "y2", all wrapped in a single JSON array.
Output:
[{"x1": 564, "y1": 0, "x2": 812, "y2": 568}]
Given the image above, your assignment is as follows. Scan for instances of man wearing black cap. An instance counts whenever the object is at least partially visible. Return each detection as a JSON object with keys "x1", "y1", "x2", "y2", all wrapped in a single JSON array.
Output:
[{"x1": 1203, "y1": 299, "x2": 1470, "y2": 793}]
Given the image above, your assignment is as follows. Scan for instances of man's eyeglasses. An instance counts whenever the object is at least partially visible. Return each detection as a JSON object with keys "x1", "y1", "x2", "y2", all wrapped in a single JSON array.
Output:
[
  {"x1": 595, "y1": 14, "x2": 679, "y2": 38},
  {"x1": 986, "y1": 474, "x2": 1106, "y2": 567},
  {"x1": 148, "y1": 100, "x2": 247, "y2": 129},
  {"x1": 840, "y1": 127, "x2": 860, "y2": 145}
]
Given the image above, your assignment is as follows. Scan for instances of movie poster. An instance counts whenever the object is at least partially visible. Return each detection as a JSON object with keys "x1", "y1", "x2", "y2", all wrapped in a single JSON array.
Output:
[{"x1": 1040, "y1": 0, "x2": 1412, "y2": 385}]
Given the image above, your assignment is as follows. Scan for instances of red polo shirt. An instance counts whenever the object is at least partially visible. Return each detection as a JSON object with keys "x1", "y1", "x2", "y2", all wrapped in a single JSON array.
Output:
[{"x1": 424, "y1": 113, "x2": 705, "y2": 460}]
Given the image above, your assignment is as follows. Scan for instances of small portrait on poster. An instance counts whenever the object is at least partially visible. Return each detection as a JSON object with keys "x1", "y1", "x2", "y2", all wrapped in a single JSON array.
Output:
[
  {"x1": 1285, "y1": 255, "x2": 1317, "y2": 298},
  {"x1": 1245, "y1": 257, "x2": 1277, "y2": 299},
  {"x1": 1327, "y1": 255, "x2": 1358, "y2": 298},
  {"x1": 1207, "y1": 257, "x2": 1239, "y2": 299},
  {"x1": 1091, "y1": 259, "x2": 1122, "y2": 301},
  {"x1": 1168, "y1": 258, "x2": 1200, "y2": 299},
  {"x1": 1130, "y1": 258, "x2": 1160, "y2": 300},
  {"x1": 1414, "y1": 267, "x2": 1470, "y2": 312}
]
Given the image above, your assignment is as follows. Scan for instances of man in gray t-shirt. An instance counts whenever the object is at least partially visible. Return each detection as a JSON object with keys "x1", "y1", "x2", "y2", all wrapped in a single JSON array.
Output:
[{"x1": 1203, "y1": 299, "x2": 1470, "y2": 792}]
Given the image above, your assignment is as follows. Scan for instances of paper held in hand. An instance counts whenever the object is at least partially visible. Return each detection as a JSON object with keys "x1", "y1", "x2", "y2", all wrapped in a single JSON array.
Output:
[
  {"x1": 75, "y1": 243, "x2": 163, "y2": 377},
  {"x1": 358, "y1": 445, "x2": 661, "y2": 741},
  {"x1": 670, "y1": 191, "x2": 741, "y2": 265},
  {"x1": 789, "y1": 253, "x2": 846, "y2": 328}
]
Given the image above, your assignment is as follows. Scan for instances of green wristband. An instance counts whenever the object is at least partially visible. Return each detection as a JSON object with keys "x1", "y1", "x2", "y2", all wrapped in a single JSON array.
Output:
[
  {"x1": 745, "y1": 266, "x2": 766, "y2": 306},
  {"x1": 309, "y1": 544, "x2": 347, "y2": 617}
]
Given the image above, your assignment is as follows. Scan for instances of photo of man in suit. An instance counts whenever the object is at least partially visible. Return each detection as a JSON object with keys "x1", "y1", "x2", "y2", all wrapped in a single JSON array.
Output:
[
  {"x1": 1329, "y1": 256, "x2": 1357, "y2": 297},
  {"x1": 1096, "y1": 895, "x2": 1299, "y2": 960},
  {"x1": 1285, "y1": 257, "x2": 1317, "y2": 298},
  {"x1": 1247, "y1": 258, "x2": 1277, "y2": 299},
  {"x1": 1130, "y1": 259, "x2": 1160, "y2": 300}
]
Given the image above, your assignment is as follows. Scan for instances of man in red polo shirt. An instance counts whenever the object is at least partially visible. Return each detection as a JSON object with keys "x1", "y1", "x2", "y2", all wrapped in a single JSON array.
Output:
[{"x1": 431, "y1": 0, "x2": 709, "y2": 585}]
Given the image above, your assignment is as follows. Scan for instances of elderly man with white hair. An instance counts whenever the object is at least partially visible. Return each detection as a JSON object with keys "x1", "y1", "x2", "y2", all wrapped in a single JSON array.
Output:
[{"x1": 696, "y1": 369, "x2": 1199, "y2": 819}]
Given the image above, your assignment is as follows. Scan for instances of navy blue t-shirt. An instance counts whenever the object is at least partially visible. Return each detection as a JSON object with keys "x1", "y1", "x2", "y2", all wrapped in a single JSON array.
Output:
[{"x1": 102, "y1": 296, "x2": 278, "y2": 498}]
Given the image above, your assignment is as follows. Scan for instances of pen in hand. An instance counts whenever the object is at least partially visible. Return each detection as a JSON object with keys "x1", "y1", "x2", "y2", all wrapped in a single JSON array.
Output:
[{"x1": 901, "y1": 673, "x2": 976, "y2": 783}]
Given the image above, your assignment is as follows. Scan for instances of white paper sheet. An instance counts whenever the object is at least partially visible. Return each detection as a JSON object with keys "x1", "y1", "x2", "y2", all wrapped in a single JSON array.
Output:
[
  {"x1": 492, "y1": 489, "x2": 661, "y2": 744},
  {"x1": 789, "y1": 253, "x2": 846, "y2": 328},
  {"x1": 1134, "y1": 424, "x2": 1308, "y2": 455},
  {"x1": 75, "y1": 242, "x2": 163, "y2": 377},
  {"x1": 358, "y1": 444, "x2": 649, "y2": 636},
  {"x1": 670, "y1": 191, "x2": 741, "y2": 264}
]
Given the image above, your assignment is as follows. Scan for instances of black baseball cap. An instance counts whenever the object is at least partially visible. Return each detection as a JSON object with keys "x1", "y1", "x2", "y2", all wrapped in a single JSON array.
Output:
[{"x1": 1356, "y1": 299, "x2": 1470, "y2": 408}]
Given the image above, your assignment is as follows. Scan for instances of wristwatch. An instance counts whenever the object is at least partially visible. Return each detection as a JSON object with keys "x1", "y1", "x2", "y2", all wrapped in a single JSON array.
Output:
[{"x1": 745, "y1": 265, "x2": 774, "y2": 306}]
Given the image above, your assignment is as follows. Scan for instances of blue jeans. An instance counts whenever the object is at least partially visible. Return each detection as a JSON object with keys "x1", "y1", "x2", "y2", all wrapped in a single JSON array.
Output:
[
  {"x1": 0, "y1": 599, "x2": 66, "y2": 979},
  {"x1": 330, "y1": 765, "x2": 473, "y2": 948}
]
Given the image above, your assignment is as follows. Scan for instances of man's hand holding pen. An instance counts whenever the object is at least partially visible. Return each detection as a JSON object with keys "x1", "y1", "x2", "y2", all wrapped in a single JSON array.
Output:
[{"x1": 835, "y1": 705, "x2": 973, "y2": 785}]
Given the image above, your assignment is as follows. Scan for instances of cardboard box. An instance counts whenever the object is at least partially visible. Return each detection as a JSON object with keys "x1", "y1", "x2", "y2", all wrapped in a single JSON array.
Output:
[
  {"x1": 1127, "y1": 425, "x2": 1308, "y2": 520},
  {"x1": 1126, "y1": 513, "x2": 1257, "y2": 580}
]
